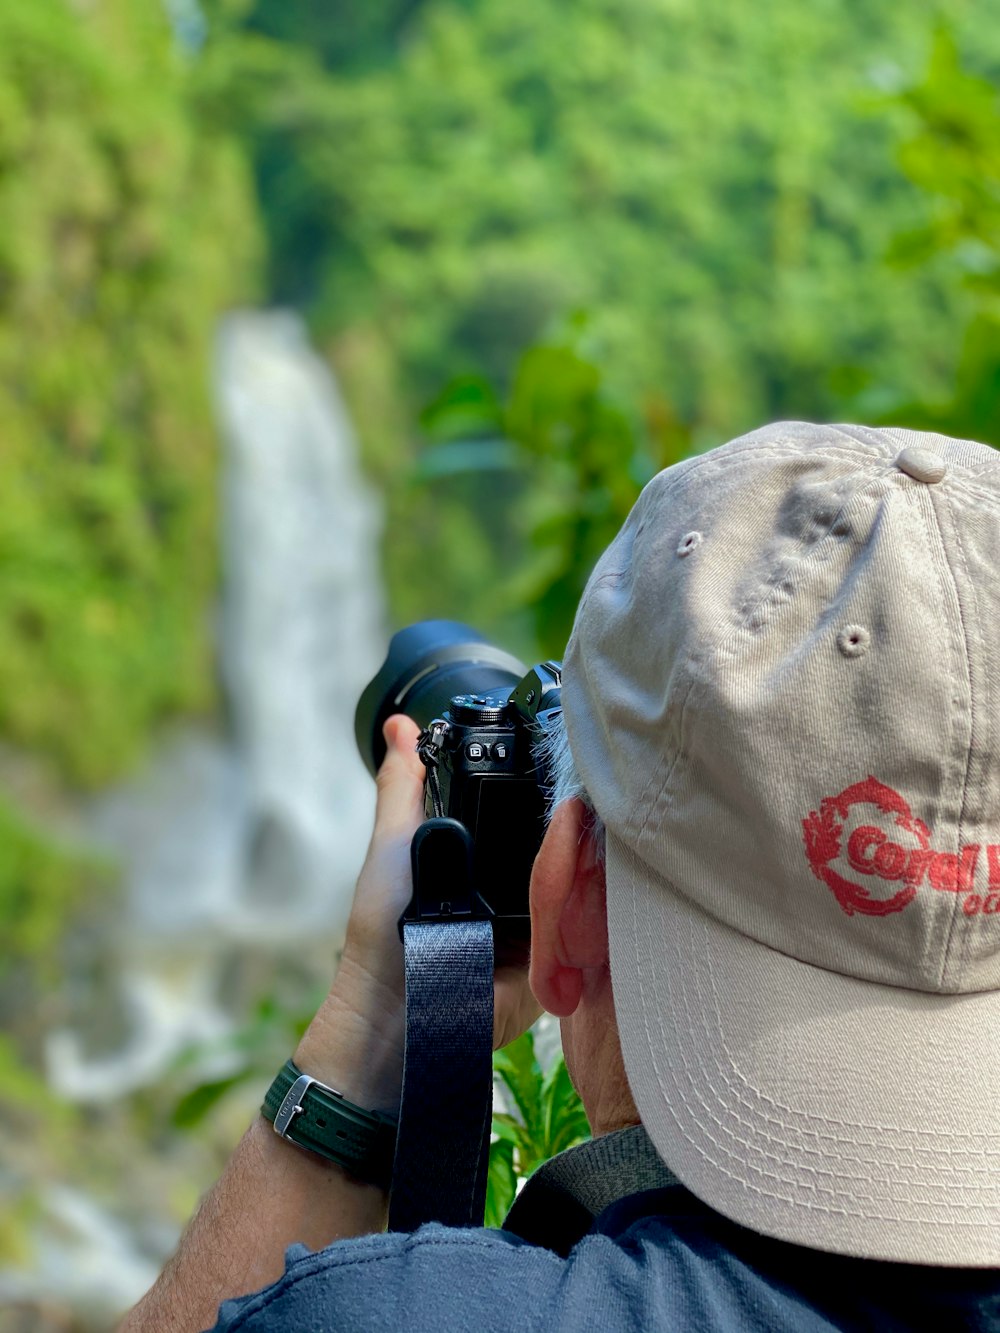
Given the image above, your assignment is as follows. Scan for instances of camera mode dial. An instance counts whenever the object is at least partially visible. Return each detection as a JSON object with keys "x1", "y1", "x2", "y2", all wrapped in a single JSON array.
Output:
[{"x1": 450, "y1": 693, "x2": 507, "y2": 726}]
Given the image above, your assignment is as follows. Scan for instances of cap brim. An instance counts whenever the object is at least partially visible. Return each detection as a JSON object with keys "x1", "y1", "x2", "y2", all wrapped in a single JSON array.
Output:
[{"x1": 606, "y1": 829, "x2": 1000, "y2": 1266}]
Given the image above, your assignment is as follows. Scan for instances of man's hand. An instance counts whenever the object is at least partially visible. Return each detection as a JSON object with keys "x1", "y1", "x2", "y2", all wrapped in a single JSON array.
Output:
[
  {"x1": 293, "y1": 714, "x2": 425, "y2": 1111},
  {"x1": 296, "y1": 713, "x2": 541, "y2": 1108}
]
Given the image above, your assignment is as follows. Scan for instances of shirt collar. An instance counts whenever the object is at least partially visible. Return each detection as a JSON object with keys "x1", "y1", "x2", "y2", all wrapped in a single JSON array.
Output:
[{"x1": 501, "y1": 1123, "x2": 679, "y2": 1257}]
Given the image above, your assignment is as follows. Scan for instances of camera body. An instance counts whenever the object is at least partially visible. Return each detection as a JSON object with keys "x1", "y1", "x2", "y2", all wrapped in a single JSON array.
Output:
[
  {"x1": 418, "y1": 662, "x2": 562, "y2": 924},
  {"x1": 355, "y1": 623, "x2": 563, "y2": 927}
]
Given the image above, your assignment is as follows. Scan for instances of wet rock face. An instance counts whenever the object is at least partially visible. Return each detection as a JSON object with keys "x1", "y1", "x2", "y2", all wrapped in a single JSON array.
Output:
[{"x1": 23, "y1": 311, "x2": 387, "y2": 1324}]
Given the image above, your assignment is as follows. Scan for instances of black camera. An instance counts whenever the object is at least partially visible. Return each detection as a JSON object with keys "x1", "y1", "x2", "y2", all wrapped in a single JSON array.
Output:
[{"x1": 355, "y1": 621, "x2": 563, "y2": 930}]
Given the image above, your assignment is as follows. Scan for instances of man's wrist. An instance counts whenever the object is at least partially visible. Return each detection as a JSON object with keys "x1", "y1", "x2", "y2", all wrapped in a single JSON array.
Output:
[
  {"x1": 261, "y1": 1061, "x2": 397, "y2": 1188},
  {"x1": 294, "y1": 964, "x2": 405, "y2": 1113}
]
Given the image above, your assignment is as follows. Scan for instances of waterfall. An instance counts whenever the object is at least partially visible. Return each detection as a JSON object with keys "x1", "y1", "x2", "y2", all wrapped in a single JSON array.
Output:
[
  {"x1": 6, "y1": 311, "x2": 387, "y2": 1324},
  {"x1": 48, "y1": 310, "x2": 385, "y2": 1100}
]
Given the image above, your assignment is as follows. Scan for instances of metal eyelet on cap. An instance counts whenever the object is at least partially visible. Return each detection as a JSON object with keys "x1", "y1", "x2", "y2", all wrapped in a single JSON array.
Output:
[
  {"x1": 895, "y1": 446, "x2": 946, "y2": 484},
  {"x1": 837, "y1": 625, "x2": 871, "y2": 658}
]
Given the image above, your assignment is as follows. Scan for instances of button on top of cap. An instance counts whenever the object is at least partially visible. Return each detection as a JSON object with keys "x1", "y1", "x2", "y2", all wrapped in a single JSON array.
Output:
[{"x1": 895, "y1": 445, "x2": 946, "y2": 484}]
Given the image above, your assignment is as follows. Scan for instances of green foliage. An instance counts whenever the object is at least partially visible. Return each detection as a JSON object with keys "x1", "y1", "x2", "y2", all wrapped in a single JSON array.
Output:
[
  {"x1": 880, "y1": 28, "x2": 1000, "y2": 446},
  {"x1": 168, "y1": 991, "x2": 320, "y2": 1129},
  {"x1": 422, "y1": 329, "x2": 690, "y2": 652},
  {"x1": 203, "y1": 0, "x2": 1000, "y2": 642},
  {"x1": 219, "y1": 1, "x2": 993, "y2": 418},
  {"x1": 240, "y1": 0, "x2": 435, "y2": 77},
  {"x1": 0, "y1": 799, "x2": 98, "y2": 1264},
  {"x1": 0, "y1": 1032, "x2": 78, "y2": 1262},
  {"x1": 0, "y1": 0, "x2": 260, "y2": 787},
  {"x1": 0, "y1": 800, "x2": 99, "y2": 975},
  {"x1": 0, "y1": 1, "x2": 261, "y2": 1215},
  {"x1": 892, "y1": 29, "x2": 1000, "y2": 277},
  {"x1": 486, "y1": 1030, "x2": 590, "y2": 1228}
]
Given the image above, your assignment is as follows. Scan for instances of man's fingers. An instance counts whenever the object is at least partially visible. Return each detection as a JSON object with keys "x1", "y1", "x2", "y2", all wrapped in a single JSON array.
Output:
[
  {"x1": 493, "y1": 968, "x2": 542, "y2": 1051},
  {"x1": 374, "y1": 714, "x2": 425, "y2": 835}
]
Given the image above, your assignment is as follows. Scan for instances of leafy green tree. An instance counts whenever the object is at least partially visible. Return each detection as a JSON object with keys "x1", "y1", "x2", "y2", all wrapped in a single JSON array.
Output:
[
  {"x1": 422, "y1": 327, "x2": 690, "y2": 653},
  {"x1": 879, "y1": 29, "x2": 1000, "y2": 446},
  {"x1": 0, "y1": 0, "x2": 260, "y2": 1196},
  {"x1": 0, "y1": 0, "x2": 259, "y2": 787},
  {"x1": 199, "y1": 0, "x2": 1000, "y2": 640},
  {"x1": 213, "y1": 0, "x2": 994, "y2": 417},
  {"x1": 240, "y1": 0, "x2": 434, "y2": 76}
]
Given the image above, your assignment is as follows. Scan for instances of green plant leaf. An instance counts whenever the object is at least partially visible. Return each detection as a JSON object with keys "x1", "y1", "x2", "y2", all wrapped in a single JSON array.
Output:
[
  {"x1": 420, "y1": 374, "x2": 503, "y2": 442},
  {"x1": 492, "y1": 1031, "x2": 544, "y2": 1141},
  {"x1": 541, "y1": 1059, "x2": 591, "y2": 1157},
  {"x1": 491, "y1": 1034, "x2": 590, "y2": 1188},
  {"x1": 490, "y1": 1110, "x2": 529, "y2": 1149},
  {"x1": 484, "y1": 1137, "x2": 517, "y2": 1229},
  {"x1": 171, "y1": 1073, "x2": 251, "y2": 1129}
]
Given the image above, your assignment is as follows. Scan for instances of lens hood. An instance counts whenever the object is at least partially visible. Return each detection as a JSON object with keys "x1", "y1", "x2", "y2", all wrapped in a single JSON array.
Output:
[{"x1": 355, "y1": 621, "x2": 527, "y2": 775}]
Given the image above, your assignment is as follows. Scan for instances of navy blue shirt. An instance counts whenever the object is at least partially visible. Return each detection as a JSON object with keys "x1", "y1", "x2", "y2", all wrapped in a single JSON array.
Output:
[{"x1": 209, "y1": 1127, "x2": 1000, "y2": 1331}]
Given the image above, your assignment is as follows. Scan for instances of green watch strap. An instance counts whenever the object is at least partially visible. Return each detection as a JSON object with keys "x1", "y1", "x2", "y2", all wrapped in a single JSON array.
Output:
[{"x1": 261, "y1": 1060, "x2": 397, "y2": 1190}]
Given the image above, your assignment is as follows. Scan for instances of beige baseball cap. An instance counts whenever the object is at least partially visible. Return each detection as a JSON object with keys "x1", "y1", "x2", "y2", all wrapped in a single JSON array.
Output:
[{"x1": 563, "y1": 421, "x2": 1000, "y2": 1266}]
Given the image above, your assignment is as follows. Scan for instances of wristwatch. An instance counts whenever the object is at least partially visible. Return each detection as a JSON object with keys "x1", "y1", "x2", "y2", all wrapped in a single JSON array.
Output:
[{"x1": 261, "y1": 1060, "x2": 397, "y2": 1190}]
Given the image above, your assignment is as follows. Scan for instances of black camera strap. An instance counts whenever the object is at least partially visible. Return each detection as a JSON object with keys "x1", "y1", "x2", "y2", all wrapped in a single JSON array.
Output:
[
  {"x1": 388, "y1": 918, "x2": 494, "y2": 1231},
  {"x1": 387, "y1": 817, "x2": 495, "y2": 1232}
]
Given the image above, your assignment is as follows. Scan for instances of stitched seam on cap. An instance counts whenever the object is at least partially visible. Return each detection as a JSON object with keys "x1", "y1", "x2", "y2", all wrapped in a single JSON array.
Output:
[
  {"x1": 691, "y1": 923, "x2": 1000, "y2": 1196},
  {"x1": 695, "y1": 906, "x2": 1000, "y2": 1150},
  {"x1": 920, "y1": 483, "x2": 975, "y2": 989},
  {"x1": 653, "y1": 891, "x2": 1000, "y2": 1222},
  {"x1": 687, "y1": 919, "x2": 1000, "y2": 1220},
  {"x1": 895, "y1": 481, "x2": 966, "y2": 991},
  {"x1": 623, "y1": 837, "x2": 1000, "y2": 1151},
  {"x1": 699, "y1": 925, "x2": 1000, "y2": 1159},
  {"x1": 627, "y1": 859, "x2": 1000, "y2": 1229},
  {"x1": 674, "y1": 903, "x2": 1000, "y2": 1168},
  {"x1": 933, "y1": 470, "x2": 1000, "y2": 502},
  {"x1": 579, "y1": 444, "x2": 837, "y2": 840},
  {"x1": 935, "y1": 485, "x2": 986, "y2": 987}
]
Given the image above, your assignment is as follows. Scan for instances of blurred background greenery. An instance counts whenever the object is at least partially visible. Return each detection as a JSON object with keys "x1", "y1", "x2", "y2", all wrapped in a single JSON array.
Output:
[{"x1": 2, "y1": 0, "x2": 1000, "y2": 1325}]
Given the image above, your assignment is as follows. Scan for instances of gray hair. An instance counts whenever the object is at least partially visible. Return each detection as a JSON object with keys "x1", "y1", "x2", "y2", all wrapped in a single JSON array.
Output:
[{"x1": 534, "y1": 710, "x2": 607, "y2": 860}]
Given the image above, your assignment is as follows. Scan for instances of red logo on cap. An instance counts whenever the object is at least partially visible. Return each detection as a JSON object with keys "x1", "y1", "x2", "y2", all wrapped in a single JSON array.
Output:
[{"x1": 802, "y1": 777, "x2": 989, "y2": 917}]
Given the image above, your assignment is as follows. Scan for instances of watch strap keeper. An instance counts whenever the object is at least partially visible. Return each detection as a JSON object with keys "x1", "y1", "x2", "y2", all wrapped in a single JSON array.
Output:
[{"x1": 261, "y1": 1059, "x2": 397, "y2": 1190}]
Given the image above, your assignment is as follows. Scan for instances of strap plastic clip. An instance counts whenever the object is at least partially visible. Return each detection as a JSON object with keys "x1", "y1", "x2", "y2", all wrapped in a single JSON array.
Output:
[{"x1": 397, "y1": 817, "x2": 493, "y2": 941}]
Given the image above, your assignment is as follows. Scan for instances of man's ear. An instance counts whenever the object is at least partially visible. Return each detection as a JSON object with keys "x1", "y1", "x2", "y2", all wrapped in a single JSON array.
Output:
[{"x1": 529, "y1": 797, "x2": 608, "y2": 1019}]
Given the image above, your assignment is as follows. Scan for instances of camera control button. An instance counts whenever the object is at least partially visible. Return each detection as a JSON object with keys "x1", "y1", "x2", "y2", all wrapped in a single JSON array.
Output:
[
  {"x1": 465, "y1": 742, "x2": 487, "y2": 761},
  {"x1": 490, "y1": 741, "x2": 510, "y2": 762},
  {"x1": 451, "y1": 694, "x2": 506, "y2": 725}
]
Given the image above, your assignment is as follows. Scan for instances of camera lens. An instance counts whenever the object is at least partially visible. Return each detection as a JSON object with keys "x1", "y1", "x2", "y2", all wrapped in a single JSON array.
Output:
[{"x1": 355, "y1": 621, "x2": 527, "y2": 775}]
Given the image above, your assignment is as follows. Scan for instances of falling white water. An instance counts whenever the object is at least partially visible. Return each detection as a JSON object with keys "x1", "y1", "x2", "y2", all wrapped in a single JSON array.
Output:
[
  {"x1": 49, "y1": 309, "x2": 385, "y2": 1097},
  {"x1": 25, "y1": 311, "x2": 387, "y2": 1322},
  {"x1": 0, "y1": 309, "x2": 394, "y2": 1322}
]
